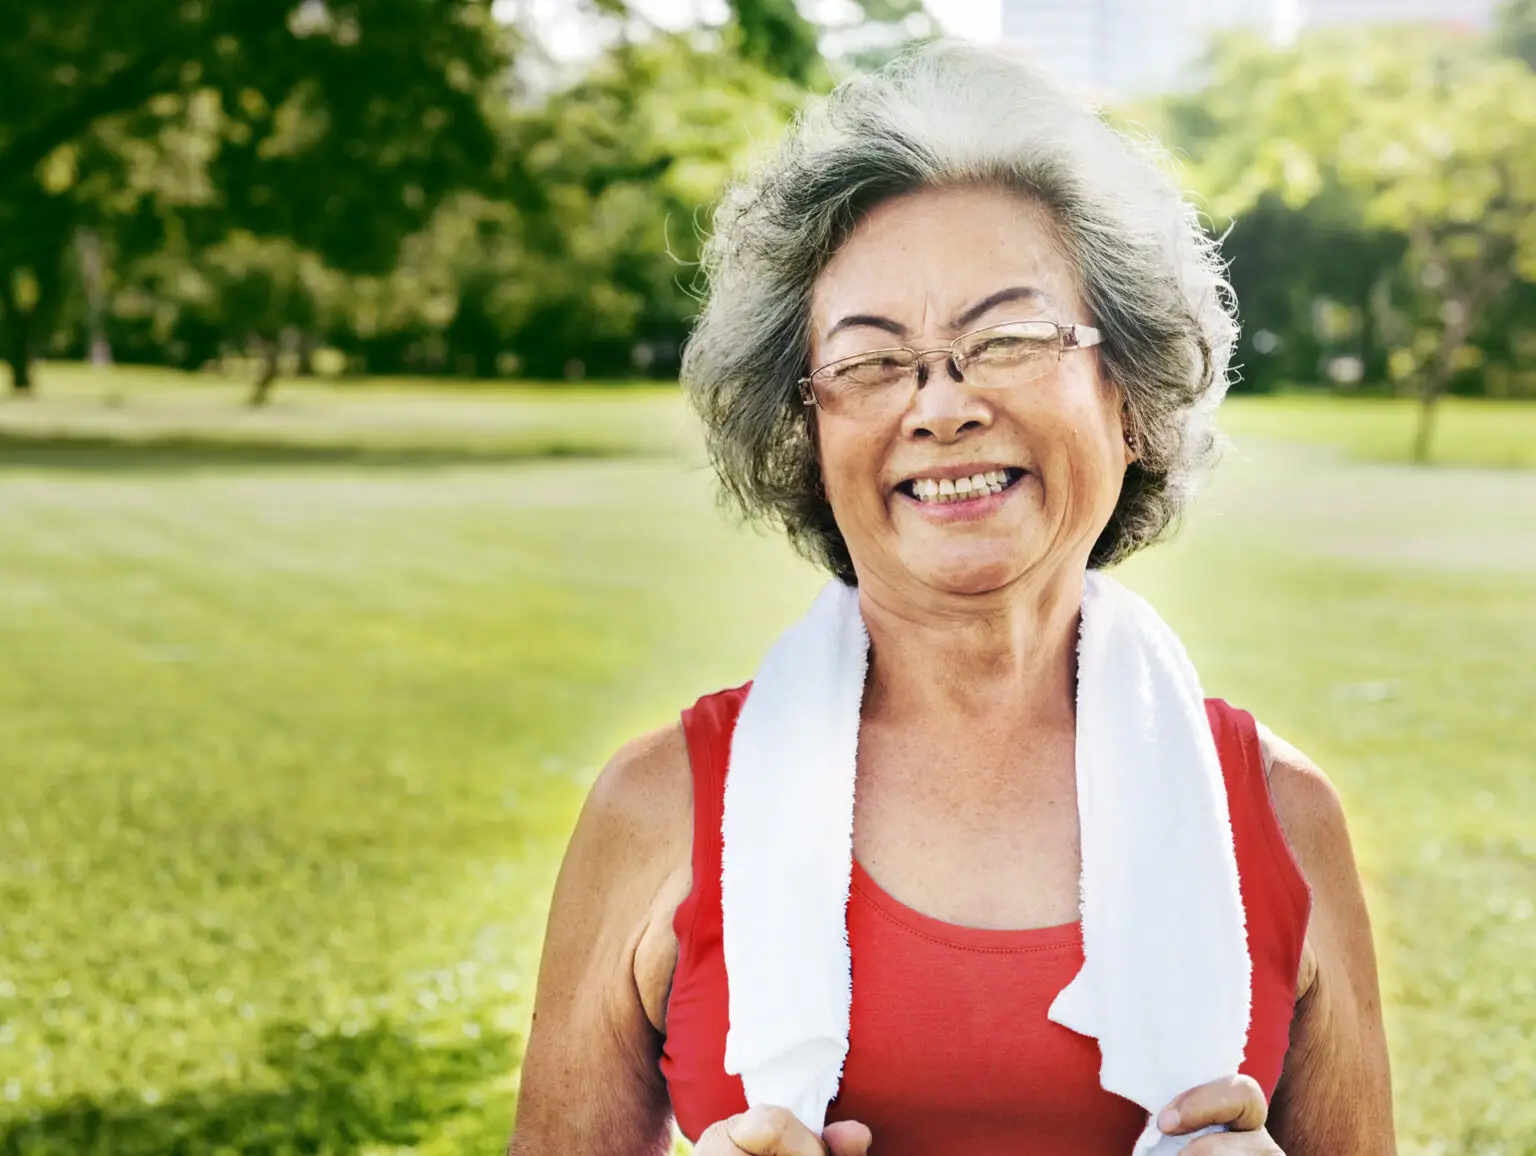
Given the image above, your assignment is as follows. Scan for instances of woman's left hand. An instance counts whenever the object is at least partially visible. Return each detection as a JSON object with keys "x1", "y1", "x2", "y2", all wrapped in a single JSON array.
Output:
[{"x1": 1156, "y1": 1074, "x2": 1284, "y2": 1153}]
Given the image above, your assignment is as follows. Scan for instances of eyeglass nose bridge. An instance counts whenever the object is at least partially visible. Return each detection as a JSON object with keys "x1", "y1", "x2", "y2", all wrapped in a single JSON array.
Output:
[{"x1": 907, "y1": 343, "x2": 965, "y2": 388}]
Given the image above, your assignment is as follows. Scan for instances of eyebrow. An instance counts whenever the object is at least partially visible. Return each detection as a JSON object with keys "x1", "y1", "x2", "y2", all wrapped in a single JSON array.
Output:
[
  {"x1": 824, "y1": 313, "x2": 908, "y2": 341},
  {"x1": 952, "y1": 285, "x2": 1052, "y2": 330},
  {"x1": 824, "y1": 285, "x2": 1053, "y2": 344}
]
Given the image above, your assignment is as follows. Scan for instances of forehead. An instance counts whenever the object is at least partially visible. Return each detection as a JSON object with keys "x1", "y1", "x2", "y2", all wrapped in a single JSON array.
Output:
[{"x1": 809, "y1": 185, "x2": 1082, "y2": 341}]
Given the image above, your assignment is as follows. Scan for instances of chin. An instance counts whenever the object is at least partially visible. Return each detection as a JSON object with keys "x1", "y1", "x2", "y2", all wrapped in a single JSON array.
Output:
[{"x1": 909, "y1": 550, "x2": 1024, "y2": 597}]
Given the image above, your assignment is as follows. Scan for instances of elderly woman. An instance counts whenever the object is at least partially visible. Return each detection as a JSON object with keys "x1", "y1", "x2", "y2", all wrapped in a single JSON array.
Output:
[{"x1": 507, "y1": 41, "x2": 1394, "y2": 1156}]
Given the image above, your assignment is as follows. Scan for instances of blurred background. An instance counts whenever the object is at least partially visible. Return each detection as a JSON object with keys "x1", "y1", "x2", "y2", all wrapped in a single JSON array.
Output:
[{"x1": 0, "y1": 1, "x2": 1532, "y2": 1153}]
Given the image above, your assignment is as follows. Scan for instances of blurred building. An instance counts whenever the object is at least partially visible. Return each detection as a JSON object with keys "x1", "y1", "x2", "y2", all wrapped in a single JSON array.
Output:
[{"x1": 999, "y1": 0, "x2": 1497, "y2": 99}]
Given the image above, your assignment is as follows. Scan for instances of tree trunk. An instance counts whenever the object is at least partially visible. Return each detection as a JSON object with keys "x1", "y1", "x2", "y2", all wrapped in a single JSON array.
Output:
[
  {"x1": 1403, "y1": 242, "x2": 1511, "y2": 463},
  {"x1": 248, "y1": 338, "x2": 280, "y2": 407},
  {"x1": 296, "y1": 331, "x2": 317, "y2": 377},
  {"x1": 76, "y1": 230, "x2": 113, "y2": 368},
  {"x1": 1412, "y1": 384, "x2": 1440, "y2": 464},
  {"x1": 1, "y1": 293, "x2": 33, "y2": 395},
  {"x1": 5, "y1": 344, "x2": 31, "y2": 395}
]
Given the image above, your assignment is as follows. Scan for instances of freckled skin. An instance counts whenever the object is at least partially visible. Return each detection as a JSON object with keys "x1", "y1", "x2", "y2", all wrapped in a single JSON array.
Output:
[{"x1": 808, "y1": 185, "x2": 1134, "y2": 601}]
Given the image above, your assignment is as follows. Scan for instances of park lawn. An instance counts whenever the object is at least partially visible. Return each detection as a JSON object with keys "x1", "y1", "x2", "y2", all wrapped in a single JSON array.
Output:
[
  {"x1": 1220, "y1": 392, "x2": 1536, "y2": 470},
  {"x1": 0, "y1": 369, "x2": 1532, "y2": 1155},
  {"x1": 0, "y1": 362, "x2": 693, "y2": 462}
]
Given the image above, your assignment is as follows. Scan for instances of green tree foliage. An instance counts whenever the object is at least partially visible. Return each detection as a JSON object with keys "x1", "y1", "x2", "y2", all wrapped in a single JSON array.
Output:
[
  {"x1": 1497, "y1": 0, "x2": 1536, "y2": 69},
  {"x1": 722, "y1": 0, "x2": 936, "y2": 86},
  {"x1": 0, "y1": 0, "x2": 510, "y2": 395},
  {"x1": 321, "y1": 2, "x2": 933, "y2": 379},
  {"x1": 1338, "y1": 51, "x2": 1536, "y2": 457},
  {"x1": 725, "y1": 0, "x2": 826, "y2": 86},
  {"x1": 320, "y1": 30, "x2": 803, "y2": 380},
  {"x1": 141, "y1": 232, "x2": 346, "y2": 402},
  {"x1": 1157, "y1": 25, "x2": 1536, "y2": 458},
  {"x1": 502, "y1": 32, "x2": 802, "y2": 379},
  {"x1": 14, "y1": 1, "x2": 942, "y2": 394}
]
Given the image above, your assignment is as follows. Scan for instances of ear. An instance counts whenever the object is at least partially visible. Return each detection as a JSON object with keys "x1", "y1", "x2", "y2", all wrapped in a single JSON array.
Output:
[
  {"x1": 1106, "y1": 382, "x2": 1138, "y2": 467},
  {"x1": 1120, "y1": 412, "x2": 1140, "y2": 466}
]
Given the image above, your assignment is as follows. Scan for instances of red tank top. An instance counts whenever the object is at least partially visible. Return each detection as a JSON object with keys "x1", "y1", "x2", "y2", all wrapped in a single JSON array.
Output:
[{"x1": 661, "y1": 684, "x2": 1312, "y2": 1154}]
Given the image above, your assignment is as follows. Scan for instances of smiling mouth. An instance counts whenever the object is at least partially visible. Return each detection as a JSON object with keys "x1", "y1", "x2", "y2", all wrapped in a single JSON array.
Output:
[{"x1": 896, "y1": 468, "x2": 1027, "y2": 505}]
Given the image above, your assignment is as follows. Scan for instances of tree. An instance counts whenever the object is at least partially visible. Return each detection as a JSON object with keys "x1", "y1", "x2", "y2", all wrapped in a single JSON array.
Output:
[
  {"x1": 459, "y1": 2, "x2": 931, "y2": 380},
  {"x1": 0, "y1": 0, "x2": 510, "y2": 396},
  {"x1": 461, "y1": 29, "x2": 804, "y2": 380},
  {"x1": 1156, "y1": 26, "x2": 1536, "y2": 458},
  {"x1": 721, "y1": 0, "x2": 937, "y2": 84},
  {"x1": 134, "y1": 232, "x2": 346, "y2": 402},
  {"x1": 1338, "y1": 52, "x2": 1536, "y2": 458},
  {"x1": 1496, "y1": 0, "x2": 1536, "y2": 69},
  {"x1": 725, "y1": 0, "x2": 825, "y2": 86}
]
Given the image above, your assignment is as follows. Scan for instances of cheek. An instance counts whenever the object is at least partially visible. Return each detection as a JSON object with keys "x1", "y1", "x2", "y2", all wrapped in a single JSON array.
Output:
[
  {"x1": 1037, "y1": 392, "x2": 1125, "y2": 505},
  {"x1": 817, "y1": 422, "x2": 888, "y2": 507}
]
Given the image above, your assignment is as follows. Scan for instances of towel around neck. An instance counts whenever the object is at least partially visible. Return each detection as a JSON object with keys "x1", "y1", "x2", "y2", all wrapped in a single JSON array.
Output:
[{"x1": 719, "y1": 571, "x2": 1251, "y2": 1155}]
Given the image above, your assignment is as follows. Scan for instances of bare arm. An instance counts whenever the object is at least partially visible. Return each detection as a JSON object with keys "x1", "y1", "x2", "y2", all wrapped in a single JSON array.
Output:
[
  {"x1": 1260, "y1": 730, "x2": 1396, "y2": 1156},
  {"x1": 507, "y1": 724, "x2": 694, "y2": 1156}
]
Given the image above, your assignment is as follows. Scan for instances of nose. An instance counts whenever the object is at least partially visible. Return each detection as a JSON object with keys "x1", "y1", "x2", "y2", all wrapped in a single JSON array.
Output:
[{"x1": 902, "y1": 350, "x2": 991, "y2": 442}]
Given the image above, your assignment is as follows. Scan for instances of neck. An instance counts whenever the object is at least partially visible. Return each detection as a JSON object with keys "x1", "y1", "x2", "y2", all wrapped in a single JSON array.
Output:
[{"x1": 857, "y1": 567, "x2": 1086, "y2": 729}]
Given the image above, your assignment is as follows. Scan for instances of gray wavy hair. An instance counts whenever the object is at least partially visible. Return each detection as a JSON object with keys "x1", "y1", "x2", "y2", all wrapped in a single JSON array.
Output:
[{"x1": 680, "y1": 40, "x2": 1239, "y2": 584}]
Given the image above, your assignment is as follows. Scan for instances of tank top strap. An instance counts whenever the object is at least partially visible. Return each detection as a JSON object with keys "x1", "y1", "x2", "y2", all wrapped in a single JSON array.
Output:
[
  {"x1": 1204, "y1": 698, "x2": 1314, "y2": 958},
  {"x1": 674, "y1": 682, "x2": 752, "y2": 972}
]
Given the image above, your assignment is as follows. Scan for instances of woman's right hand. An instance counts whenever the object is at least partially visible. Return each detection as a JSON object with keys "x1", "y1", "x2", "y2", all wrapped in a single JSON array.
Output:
[{"x1": 696, "y1": 1106, "x2": 873, "y2": 1156}]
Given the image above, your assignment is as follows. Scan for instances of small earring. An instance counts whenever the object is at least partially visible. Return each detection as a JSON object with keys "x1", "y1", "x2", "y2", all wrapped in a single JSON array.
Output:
[{"x1": 1124, "y1": 428, "x2": 1139, "y2": 453}]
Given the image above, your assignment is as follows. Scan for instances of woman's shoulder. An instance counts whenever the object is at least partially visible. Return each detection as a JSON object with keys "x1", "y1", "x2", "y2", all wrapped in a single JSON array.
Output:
[
  {"x1": 582, "y1": 680, "x2": 750, "y2": 851},
  {"x1": 1254, "y1": 724, "x2": 1351, "y2": 874},
  {"x1": 1253, "y1": 723, "x2": 1363, "y2": 1003},
  {"x1": 578, "y1": 725, "x2": 695, "y2": 927},
  {"x1": 583, "y1": 722, "x2": 694, "y2": 842},
  {"x1": 577, "y1": 680, "x2": 752, "y2": 917},
  {"x1": 562, "y1": 723, "x2": 695, "y2": 1029}
]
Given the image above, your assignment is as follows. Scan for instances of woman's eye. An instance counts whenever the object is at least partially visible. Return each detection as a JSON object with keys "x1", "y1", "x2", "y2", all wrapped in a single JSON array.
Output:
[
  {"x1": 974, "y1": 337, "x2": 1031, "y2": 357},
  {"x1": 836, "y1": 357, "x2": 904, "y2": 381},
  {"x1": 972, "y1": 335, "x2": 1057, "y2": 366}
]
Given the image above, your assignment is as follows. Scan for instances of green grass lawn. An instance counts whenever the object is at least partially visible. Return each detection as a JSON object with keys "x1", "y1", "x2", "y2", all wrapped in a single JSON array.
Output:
[
  {"x1": 1219, "y1": 392, "x2": 1536, "y2": 470},
  {"x1": 1, "y1": 367, "x2": 1533, "y2": 1155}
]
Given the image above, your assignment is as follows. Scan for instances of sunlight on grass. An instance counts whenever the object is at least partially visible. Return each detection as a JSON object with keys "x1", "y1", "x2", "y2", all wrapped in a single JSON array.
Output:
[{"x1": 1222, "y1": 394, "x2": 1536, "y2": 470}]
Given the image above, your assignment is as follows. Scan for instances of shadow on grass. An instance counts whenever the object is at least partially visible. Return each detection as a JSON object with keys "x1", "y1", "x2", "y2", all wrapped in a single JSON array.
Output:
[
  {"x1": 0, "y1": 432, "x2": 673, "y2": 473},
  {"x1": 0, "y1": 1020, "x2": 518, "y2": 1156}
]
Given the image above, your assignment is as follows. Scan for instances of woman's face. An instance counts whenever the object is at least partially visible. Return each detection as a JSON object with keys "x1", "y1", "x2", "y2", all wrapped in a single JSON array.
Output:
[{"x1": 808, "y1": 185, "x2": 1134, "y2": 599}]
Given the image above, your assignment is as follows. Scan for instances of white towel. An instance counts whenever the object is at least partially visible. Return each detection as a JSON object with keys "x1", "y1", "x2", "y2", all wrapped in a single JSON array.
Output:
[{"x1": 720, "y1": 571, "x2": 1251, "y2": 1156}]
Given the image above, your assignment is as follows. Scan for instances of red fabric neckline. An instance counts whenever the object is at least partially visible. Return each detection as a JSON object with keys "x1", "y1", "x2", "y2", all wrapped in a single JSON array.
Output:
[{"x1": 849, "y1": 857, "x2": 1083, "y2": 950}]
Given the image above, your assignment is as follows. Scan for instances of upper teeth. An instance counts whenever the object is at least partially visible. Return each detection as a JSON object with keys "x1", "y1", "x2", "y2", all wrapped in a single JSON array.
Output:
[{"x1": 911, "y1": 470, "x2": 1011, "y2": 501}]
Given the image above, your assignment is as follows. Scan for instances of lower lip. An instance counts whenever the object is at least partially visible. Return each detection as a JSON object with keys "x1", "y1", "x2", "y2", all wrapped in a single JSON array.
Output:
[{"x1": 896, "y1": 475, "x2": 1027, "y2": 522}]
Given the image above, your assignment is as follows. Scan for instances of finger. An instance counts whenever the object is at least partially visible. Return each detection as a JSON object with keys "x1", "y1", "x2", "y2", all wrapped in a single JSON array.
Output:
[
  {"x1": 823, "y1": 1119, "x2": 873, "y2": 1156},
  {"x1": 695, "y1": 1119, "x2": 754, "y2": 1156},
  {"x1": 726, "y1": 1105, "x2": 829, "y2": 1156},
  {"x1": 1157, "y1": 1074, "x2": 1268, "y2": 1135},
  {"x1": 1183, "y1": 1126, "x2": 1283, "y2": 1155}
]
